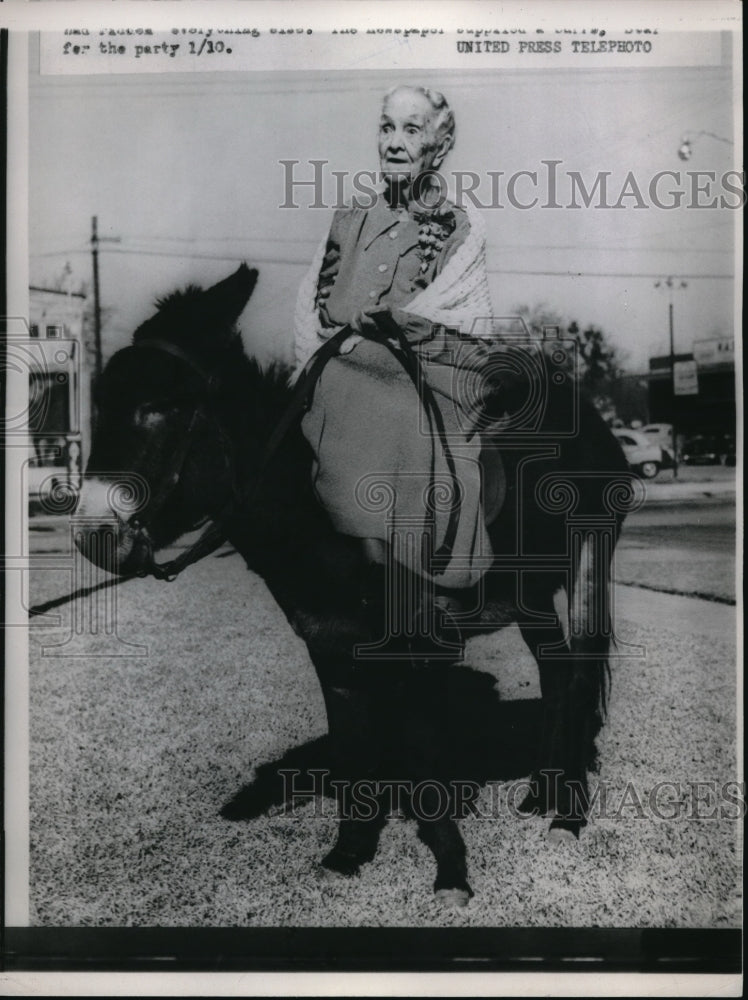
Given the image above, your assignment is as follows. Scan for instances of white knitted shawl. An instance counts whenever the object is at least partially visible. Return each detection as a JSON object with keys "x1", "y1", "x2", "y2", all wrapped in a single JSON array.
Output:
[{"x1": 292, "y1": 202, "x2": 494, "y2": 376}]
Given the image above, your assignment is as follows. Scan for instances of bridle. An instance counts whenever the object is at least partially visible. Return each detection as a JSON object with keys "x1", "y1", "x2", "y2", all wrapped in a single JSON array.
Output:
[
  {"x1": 126, "y1": 327, "x2": 354, "y2": 581},
  {"x1": 127, "y1": 314, "x2": 462, "y2": 582},
  {"x1": 126, "y1": 334, "x2": 242, "y2": 581}
]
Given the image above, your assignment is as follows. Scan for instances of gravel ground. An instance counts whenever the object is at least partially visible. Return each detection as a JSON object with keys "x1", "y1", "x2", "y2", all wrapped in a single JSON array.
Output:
[{"x1": 26, "y1": 531, "x2": 741, "y2": 929}]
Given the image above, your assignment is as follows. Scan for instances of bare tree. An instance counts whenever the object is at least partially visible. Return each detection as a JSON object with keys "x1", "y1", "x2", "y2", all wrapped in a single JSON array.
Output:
[{"x1": 511, "y1": 304, "x2": 628, "y2": 418}]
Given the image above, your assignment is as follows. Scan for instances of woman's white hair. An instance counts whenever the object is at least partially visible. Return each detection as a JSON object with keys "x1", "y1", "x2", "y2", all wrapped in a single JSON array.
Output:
[{"x1": 382, "y1": 85, "x2": 456, "y2": 153}]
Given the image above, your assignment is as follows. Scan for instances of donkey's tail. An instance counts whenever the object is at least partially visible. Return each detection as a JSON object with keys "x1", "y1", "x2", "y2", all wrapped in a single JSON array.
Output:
[{"x1": 567, "y1": 510, "x2": 622, "y2": 770}]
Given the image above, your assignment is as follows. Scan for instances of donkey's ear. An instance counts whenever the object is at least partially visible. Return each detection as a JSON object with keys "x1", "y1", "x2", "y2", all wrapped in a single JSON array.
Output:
[{"x1": 203, "y1": 264, "x2": 259, "y2": 326}]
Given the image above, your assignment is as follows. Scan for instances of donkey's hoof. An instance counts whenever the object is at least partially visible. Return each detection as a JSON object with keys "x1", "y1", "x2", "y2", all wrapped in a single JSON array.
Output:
[
  {"x1": 435, "y1": 887, "x2": 472, "y2": 908},
  {"x1": 320, "y1": 848, "x2": 361, "y2": 878},
  {"x1": 318, "y1": 865, "x2": 349, "y2": 883},
  {"x1": 548, "y1": 819, "x2": 581, "y2": 843}
]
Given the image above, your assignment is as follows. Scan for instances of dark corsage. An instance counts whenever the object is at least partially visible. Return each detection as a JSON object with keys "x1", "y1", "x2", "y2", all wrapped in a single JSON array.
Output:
[{"x1": 413, "y1": 206, "x2": 457, "y2": 274}]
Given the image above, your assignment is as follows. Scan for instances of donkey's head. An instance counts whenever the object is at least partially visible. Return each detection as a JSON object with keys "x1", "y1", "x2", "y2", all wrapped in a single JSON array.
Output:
[{"x1": 76, "y1": 264, "x2": 258, "y2": 576}]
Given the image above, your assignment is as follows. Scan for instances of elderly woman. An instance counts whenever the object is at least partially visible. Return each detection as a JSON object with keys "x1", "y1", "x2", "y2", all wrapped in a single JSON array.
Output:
[{"x1": 294, "y1": 85, "x2": 497, "y2": 636}]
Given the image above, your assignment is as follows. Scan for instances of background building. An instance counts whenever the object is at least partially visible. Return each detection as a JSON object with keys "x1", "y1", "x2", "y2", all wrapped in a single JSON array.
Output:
[
  {"x1": 28, "y1": 286, "x2": 90, "y2": 505},
  {"x1": 648, "y1": 336, "x2": 735, "y2": 452}
]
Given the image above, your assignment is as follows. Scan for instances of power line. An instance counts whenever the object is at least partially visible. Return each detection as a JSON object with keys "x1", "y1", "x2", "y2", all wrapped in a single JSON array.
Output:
[
  {"x1": 30, "y1": 245, "x2": 736, "y2": 277},
  {"x1": 102, "y1": 246, "x2": 308, "y2": 266},
  {"x1": 116, "y1": 233, "x2": 321, "y2": 247},
  {"x1": 490, "y1": 245, "x2": 733, "y2": 255},
  {"x1": 32, "y1": 240, "x2": 734, "y2": 260},
  {"x1": 486, "y1": 269, "x2": 733, "y2": 279},
  {"x1": 105, "y1": 248, "x2": 736, "y2": 276},
  {"x1": 29, "y1": 247, "x2": 90, "y2": 258},
  {"x1": 121, "y1": 234, "x2": 736, "y2": 255}
]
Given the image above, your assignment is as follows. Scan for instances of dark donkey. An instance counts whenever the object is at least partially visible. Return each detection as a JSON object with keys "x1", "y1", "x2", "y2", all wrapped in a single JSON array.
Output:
[{"x1": 76, "y1": 264, "x2": 633, "y2": 905}]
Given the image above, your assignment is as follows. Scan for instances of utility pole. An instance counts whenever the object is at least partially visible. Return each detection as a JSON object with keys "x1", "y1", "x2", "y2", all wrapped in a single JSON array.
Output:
[
  {"x1": 655, "y1": 276, "x2": 688, "y2": 480},
  {"x1": 667, "y1": 294, "x2": 678, "y2": 480},
  {"x1": 91, "y1": 216, "x2": 102, "y2": 382},
  {"x1": 90, "y1": 216, "x2": 121, "y2": 383}
]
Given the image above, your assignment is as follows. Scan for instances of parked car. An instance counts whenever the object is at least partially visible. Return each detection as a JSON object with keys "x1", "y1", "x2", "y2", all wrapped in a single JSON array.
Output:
[
  {"x1": 681, "y1": 434, "x2": 734, "y2": 466},
  {"x1": 641, "y1": 423, "x2": 675, "y2": 462},
  {"x1": 720, "y1": 434, "x2": 736, "y2": 466},
  {"x1": 611, "y1": 428, "x2": 663, "y2": 479}
]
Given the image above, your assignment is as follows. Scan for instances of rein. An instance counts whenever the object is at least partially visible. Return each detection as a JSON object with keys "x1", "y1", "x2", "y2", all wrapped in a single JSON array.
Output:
[
  {"x1": 133, "y1": 318, "x2": 461, "y2": 582},
  {"x1": 365, "y1": 312, "x2": 462, "y2": 568},
  {"x1": 132, "y1": 326, "x2": 353, "y2": 581}
]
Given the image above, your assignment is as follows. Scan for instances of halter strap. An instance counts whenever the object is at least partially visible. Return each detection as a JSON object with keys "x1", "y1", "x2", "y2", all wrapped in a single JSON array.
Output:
[{"x1": 133, "y1": 335, "x2": 235, "y2": 385}]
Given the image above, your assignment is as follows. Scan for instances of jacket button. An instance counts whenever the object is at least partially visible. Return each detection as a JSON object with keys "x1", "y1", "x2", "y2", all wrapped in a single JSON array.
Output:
[
  {"x1": 389, "y1": 229, "x2": 398, "y2": 239},
  {"x1": 368, "y1": 290, "x2": 377, "y2": 298},
  {"x1": 378, "y1": 263, "x2": 388, "y2": 272}
]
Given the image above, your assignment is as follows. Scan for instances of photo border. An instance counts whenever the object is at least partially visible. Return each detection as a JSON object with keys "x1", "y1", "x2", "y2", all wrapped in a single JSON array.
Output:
[{"x1": 2, "y1": 2, "x2": 743, "y2": 995}]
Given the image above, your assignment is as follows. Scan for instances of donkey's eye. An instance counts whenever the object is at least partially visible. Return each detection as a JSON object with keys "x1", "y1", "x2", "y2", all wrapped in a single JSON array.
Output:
[
  {"x1": 134, "y1": 403, "x2": 169, "y2": 427},
  {"x1": 134, "y1": 396, "x2": 195, "y2": 427}
]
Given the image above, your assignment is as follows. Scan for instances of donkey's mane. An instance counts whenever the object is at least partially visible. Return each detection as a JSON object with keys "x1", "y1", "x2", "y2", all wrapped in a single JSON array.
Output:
[
  {"x1": 132, "y1": 285, "x2": 210, "y2": 349},
  {"x1": 153, "y1": 285, "x2": 206, "y2": 312},
  {"x1": 134, "y1": 280, "x2": 295, "y2": 435}
]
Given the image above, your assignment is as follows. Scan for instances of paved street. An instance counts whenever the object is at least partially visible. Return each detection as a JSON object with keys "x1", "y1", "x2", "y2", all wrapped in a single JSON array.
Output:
[{"x1": 615, "y1": 494, "x2": 736, "y2": 603}]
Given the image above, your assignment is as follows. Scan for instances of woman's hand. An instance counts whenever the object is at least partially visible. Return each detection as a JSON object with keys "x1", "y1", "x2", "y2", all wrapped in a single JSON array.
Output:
[
  {"x1": 326, "y1": 308, "x2": 395, "y2": 358},
  {"x1": 338, "y1": 332, "x2": 362, "y2": 355},
  {"x1": 350, "y1": 306, "x2": 398, "y2": 340}
]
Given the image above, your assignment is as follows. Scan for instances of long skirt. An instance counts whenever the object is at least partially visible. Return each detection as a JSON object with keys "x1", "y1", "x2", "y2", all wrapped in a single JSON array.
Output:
[{"x1": 300, "y1": 336, "x2": 497, "y2": 589}]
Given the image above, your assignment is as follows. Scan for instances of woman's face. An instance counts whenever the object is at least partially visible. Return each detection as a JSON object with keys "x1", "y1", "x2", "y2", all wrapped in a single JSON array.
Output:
[{"x1": 378, "y1": 89, "x2": 443, "y2": 188}]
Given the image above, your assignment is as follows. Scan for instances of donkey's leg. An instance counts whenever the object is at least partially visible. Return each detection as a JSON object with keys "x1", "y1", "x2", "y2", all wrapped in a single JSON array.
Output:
[
  {"x1": 318, "y1": 681, "x2": 389, "y2": 877},
  {"x1": 545, "y1": 652, "x2": 609, "y2": 840},
  {"x1": 415, "y1": 797, "x2": 474, "y2": 906},
  {"x1": 516, "y1": 584, "x2": 589, "y2": 835},
  {"x1": 397, "y1": 677, "x2": 473, "y2": 904}
]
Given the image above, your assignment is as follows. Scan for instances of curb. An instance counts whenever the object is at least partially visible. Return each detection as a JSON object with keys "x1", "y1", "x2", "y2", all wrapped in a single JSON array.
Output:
[{"x1": 642, "y1": 483, "x2": 736, "y2": 504}]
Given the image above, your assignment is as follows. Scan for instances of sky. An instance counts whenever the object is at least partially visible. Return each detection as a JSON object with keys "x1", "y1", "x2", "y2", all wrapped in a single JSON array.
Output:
[{"x1": 28, "y1": 34, "x2": 738, "y2": 373}]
